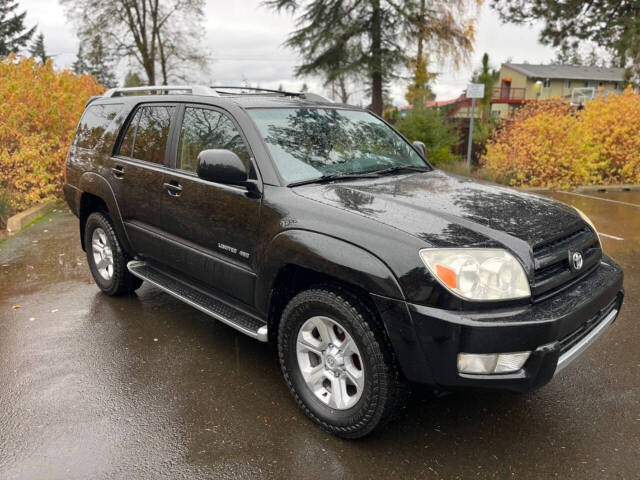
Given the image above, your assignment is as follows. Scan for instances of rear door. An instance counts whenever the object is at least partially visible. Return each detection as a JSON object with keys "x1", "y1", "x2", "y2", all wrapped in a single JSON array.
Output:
[
  {"x1": 112, "y1": 104, "x2": 177, "y2": 262},
  {"x1": 160, "y1": 105, "x2": 261, "y2": 306}
]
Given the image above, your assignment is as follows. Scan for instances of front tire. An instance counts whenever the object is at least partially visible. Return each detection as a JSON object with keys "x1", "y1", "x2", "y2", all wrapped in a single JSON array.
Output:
[
  {"x1": 84, "y1": 211, "x2": 143, "y2": 296},
  {"x1": 278, "y1": 286, "x2": 409, "y2": 438}
]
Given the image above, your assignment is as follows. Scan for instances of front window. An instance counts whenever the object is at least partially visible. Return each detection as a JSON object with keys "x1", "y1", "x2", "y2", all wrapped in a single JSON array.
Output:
[{"x1": 248, "y1": 108, "x2": 428, "y2": 184}]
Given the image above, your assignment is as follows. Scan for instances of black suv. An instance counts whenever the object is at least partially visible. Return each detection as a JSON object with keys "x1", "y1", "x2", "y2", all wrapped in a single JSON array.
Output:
[{"x1": 64, "y1": 85, "x2": 624, "y2": 438}]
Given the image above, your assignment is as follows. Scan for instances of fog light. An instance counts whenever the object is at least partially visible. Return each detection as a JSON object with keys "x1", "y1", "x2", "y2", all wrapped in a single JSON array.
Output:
[{"x1": 458, "y1": 352, "x2": 531, "y2": 374}]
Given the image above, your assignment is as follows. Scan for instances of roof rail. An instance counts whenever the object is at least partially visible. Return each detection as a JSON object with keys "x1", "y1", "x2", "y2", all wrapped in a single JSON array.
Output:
[
  {"x1": 213, "y1": 86, "x2": 299, "y2": 96},
  {"x1": 103, "y1": 85, "x2": 219, "y2": 98},
  {"x1": 212, "y1": 85, "x2": 333, "y2": 103}
]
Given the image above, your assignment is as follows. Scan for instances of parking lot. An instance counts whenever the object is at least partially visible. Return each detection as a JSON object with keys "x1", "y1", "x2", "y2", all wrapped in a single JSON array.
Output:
[{"x1": 1, "y1": 190, "x2": 638, "y2": 479}]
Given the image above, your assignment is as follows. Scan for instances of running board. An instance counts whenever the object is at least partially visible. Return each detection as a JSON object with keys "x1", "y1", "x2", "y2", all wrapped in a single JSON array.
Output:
[{"x1": 127, "y1": 261, "x2": 268, "y2": 342}]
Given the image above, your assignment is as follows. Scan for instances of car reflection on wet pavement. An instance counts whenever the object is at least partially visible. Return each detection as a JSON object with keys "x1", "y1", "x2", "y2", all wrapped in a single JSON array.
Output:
[{"x1": 1, "y1": 192, "x2": 638, "y2": 479}]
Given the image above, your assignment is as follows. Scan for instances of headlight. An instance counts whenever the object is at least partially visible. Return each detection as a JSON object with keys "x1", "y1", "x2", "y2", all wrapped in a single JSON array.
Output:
[
  {"x1": 574, "y1": 207, "x2": 600, "y2": 244},
  {"x1": 419, "y1": 248, "x2": 530, "y2": 301}
]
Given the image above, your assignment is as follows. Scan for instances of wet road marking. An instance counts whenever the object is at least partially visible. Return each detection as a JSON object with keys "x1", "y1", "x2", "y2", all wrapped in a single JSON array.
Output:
[
  {"x1": 599, "y1": 232, "x2": 624, "y2": 241},
  {"x1": 555, "y1": 191, "x2": 640, "y2": 208}
]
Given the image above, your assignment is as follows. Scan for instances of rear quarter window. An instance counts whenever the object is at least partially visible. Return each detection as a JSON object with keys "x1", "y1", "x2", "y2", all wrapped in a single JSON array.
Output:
[{"x1": 74, "y1": 104, "x2": 124, "y2": 150}]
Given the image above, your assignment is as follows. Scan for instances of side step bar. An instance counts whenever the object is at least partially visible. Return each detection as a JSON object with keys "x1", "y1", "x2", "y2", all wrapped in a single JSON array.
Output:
[{"x1": 127, "y1": 261, "x2": 268, "y2": 342}]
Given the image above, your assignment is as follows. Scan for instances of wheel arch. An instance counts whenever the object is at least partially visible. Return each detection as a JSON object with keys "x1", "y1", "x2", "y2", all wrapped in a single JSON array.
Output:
[
  {"x1": 77, "y1": 172, "x2": 133, "y2": 254},
  {"x1": 257, "y1": 230, "x2": 405, "y2": 343}
]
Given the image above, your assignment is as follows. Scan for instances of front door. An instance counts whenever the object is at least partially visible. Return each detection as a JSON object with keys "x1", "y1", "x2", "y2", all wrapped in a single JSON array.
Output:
[
  {"x1": 111, "y1": 104, "x2": 177, "y2": 262},
  {"x1": 160, "y1": 105, "x2": 261, "y2": 307}
]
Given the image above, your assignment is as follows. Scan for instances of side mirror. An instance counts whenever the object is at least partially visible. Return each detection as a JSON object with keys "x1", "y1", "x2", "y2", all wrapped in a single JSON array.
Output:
[
  {"x1": 412, "y1": 141, "x2": 427, "y2": 159},
  {"x1": 197, "y1": 149, "x2": 248, "y2": 186}
]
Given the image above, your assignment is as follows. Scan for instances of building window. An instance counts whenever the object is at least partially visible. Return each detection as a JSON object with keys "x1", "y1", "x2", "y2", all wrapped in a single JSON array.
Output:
[
  {"x1": 543, "y1": 78, "x2": 551, "y2": 88},
  {"x1": 564, "y1": 80, "x2": 572, "y2": 89}
]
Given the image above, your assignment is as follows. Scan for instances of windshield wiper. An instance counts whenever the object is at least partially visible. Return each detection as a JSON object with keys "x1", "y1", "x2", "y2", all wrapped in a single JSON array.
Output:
[
  {"x1": 369, "y1": 165, "x2": 431, "y2": 176},
  {"x1": 287, "y1": 172, "x2": 380, "y2": 187}
]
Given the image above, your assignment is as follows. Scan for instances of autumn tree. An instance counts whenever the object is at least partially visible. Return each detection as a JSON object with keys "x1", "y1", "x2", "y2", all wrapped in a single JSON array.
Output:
[
  {"x1": 28, "y1": 32, "x2": 49, "y2": 65},
  {"x1": 491, "y1": 0, "x2": 640, "y2": 84},
  {"x1": 61, "y1": 0, "x2": 208, "y2": 85},
  {"x1": 0, "y1": 0, "x2": 35, "y2": 57},
  {"x1": 404, "y1": 0, "x2": 481, "y2": 108},
  {"x1": 73, "y1": 36, "x2": 117, "y2": 87}
]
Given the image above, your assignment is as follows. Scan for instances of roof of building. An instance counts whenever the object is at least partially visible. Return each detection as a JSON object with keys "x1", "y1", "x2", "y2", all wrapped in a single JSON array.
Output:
[{"x1": 503, "y1": 63, "x2": 626, "y2": 82}]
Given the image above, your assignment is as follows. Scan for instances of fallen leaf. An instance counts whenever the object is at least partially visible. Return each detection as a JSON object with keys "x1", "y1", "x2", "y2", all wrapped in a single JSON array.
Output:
[{"x1": 12, "y1": 304, "x2": 20, "y2": 309}]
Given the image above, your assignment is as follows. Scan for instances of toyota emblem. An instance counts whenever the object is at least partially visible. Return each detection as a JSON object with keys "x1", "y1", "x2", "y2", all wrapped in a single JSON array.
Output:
[{"x1": 570, "y1": 251, "x2": 584, "y2": 271}]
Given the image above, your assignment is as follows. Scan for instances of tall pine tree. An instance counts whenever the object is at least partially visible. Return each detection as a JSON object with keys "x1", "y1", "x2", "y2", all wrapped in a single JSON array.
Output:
[
  {"x1": 0, "y1": 0, "x2": 35, "y2": 57},
  {"x1": 72, "y1": 36, "x2": 116, "y2": 87},
  {"x1": 28, "y1": 32, "x2": 48, "y2": 64},
  {"x1": 267, "y1": 0, "x2": 480, "y2": 115},
  {"x1": 266, "y1": 0, "x2": 405, "y2": 115}
]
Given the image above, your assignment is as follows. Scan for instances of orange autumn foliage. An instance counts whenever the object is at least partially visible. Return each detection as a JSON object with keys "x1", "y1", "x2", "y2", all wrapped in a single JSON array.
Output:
[
  {"x1": 0, "y1": 55, "x2": 105, "y2": 210},
  {"x1": 482, "y1": 88, "x2": 640, "y2": 188}
]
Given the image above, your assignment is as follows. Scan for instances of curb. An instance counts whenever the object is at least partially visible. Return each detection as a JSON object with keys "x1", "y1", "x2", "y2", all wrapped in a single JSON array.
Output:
[
  {"x1": 575, "y1": 184, "x2": 640, "y2": 193},
  {"x1": 6, "y1": 201, "x2": 56, "y2": 234},
  {"x1": 517, "y1": 184, "x2": 640, "y2": 194}
]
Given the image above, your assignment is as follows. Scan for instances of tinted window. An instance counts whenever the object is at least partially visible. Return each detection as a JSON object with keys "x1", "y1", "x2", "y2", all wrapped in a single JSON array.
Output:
[
  {"x1": 75, "y1": 104, "x2": 123, "y2": 149},
  {"x1": 133, "y1": 106, "x2": 175, "y2": 164},
  {"x1": 177, "y1": 107, "x2": 252, "y2": 173},
  {"x1": 118, "y1": 106, "x2": 174, "y2": 164},
  {"x1": 118, "y1": 109, "x2": 142, "y2": 157}
]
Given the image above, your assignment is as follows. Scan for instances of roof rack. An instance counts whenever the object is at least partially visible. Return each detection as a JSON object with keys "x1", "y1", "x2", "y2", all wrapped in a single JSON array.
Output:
[
  {"x1": 212, "y1": 85, "x2": 333, "y2": 103},
  {"x1": 103, "y1": 85, "x2": 219, "y2": 98}
]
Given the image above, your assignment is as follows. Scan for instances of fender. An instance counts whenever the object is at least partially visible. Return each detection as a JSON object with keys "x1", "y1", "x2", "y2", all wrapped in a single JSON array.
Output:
[
  {"x1": 256, "y1": 229, "x2": 405, "y2": 312},
  {"x1": 78, "y1": 172, "x2": 134, "y2": 255}
]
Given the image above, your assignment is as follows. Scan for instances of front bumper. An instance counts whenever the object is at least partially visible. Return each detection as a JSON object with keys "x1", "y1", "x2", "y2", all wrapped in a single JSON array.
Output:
[{"x1": 374, "y1": 256, "x2": 624, "y2": 392}]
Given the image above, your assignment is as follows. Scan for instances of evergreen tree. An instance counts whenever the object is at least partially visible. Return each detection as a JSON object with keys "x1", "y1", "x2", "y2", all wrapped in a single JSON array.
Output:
[
  {"x1": 72, "y1": 44, "x2": 87, "y2": 75},
  {"x1": 28, "y1": 32, "x2": 48, "y2": 64},
  {"x1": 72, "y1": 36, "x2": 116, "y2": 87},
  {"x1": 472, "y1": 53, "x2": 499, "y2": 120},
  {"x1": 124, "y1": 71, "x2": 144, "y2": 87},
  {"x1": 0, "y1": 0, "x2": 35, "y2": 57},
  {"x1": 267, "y1": 0, "x2": 480, "y2": 115}
]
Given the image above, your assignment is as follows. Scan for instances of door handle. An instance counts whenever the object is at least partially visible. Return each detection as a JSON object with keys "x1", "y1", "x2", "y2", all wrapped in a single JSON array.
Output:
[
  {"x1": 164, "y1": 181, "x2": 182, "y2": 196},
  {"x1": 111, "y1": 165, "x2": 125, "y2": 178}
]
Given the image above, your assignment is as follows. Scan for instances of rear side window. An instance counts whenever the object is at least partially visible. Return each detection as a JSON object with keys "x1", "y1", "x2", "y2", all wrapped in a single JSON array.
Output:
[
  {"x1": 75, "y1": 104, "x2": 123, "y2": 150},
  {"x1": 118, "y1": 105, "x2": 175, "y2": 164}
]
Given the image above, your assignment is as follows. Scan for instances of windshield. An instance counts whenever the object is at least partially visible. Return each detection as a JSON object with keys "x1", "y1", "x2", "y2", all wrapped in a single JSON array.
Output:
[{"x1": 248, "y1": 108, "x2": 429, "y2": 184}]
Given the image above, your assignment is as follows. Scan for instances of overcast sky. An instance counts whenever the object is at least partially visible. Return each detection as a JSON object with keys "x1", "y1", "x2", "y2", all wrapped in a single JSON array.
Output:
[{"x1": 22, "y1": 0, "x2": 556, "y2": 105}]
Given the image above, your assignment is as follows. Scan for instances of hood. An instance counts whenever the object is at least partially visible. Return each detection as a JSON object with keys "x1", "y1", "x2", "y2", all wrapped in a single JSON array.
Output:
[{"x1": 292, "y1": 170, "x2": 583, "y2": 253}]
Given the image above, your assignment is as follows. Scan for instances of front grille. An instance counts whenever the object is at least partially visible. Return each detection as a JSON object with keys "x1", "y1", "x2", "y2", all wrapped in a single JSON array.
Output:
[
  {"x1": 532, "y1": 226, "x2": 601, "y2": 300},
  {"x1": 559, "y1": 296, "x2": 619, "y2": 354}
]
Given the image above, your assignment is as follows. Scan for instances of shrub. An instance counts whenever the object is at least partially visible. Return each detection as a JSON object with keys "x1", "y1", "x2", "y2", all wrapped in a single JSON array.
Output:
[
  {"x1": 0, "y1": 55, "x2": 104, "y2": 210},
  {"x1": 395, "y1": 107, "x2": 457, "y2": 166},
  {"x1": 481, "y1": 90, "x2": 640, "y2": 188}
]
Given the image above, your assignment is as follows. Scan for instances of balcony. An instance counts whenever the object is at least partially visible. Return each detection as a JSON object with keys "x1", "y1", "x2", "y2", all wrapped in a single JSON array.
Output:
[{"x1": 492, "y1": 86, "x2": 526, "y2": 103}]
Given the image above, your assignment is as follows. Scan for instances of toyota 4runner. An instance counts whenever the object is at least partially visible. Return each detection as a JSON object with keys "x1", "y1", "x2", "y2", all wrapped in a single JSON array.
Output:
[{"x1": 64, "y1": 85, "x2": 624, "y2": 438}]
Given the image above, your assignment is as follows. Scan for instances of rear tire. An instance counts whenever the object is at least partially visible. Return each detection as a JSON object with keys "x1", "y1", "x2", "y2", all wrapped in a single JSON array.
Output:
[
  {"x1": 278, "y1": 286, "x2": 410, "y2": 438},
  {"x1": 84, "y1": 211, "x2": 143, "y2": 296}
]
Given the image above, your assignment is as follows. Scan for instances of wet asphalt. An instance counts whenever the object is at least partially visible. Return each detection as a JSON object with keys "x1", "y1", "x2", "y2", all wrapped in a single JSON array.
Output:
[{"x1": 0, "y1": 192, "x2": 638, "y2": 480}]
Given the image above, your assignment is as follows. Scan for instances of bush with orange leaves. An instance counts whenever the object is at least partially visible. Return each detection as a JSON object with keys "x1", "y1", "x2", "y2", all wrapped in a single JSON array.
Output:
[
  {"x1": 481, "y1": 88, "x2": 640, "y2": 188},
  {"x1": 0, "y1": 55, "x2": 104, "y2": 211}
]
